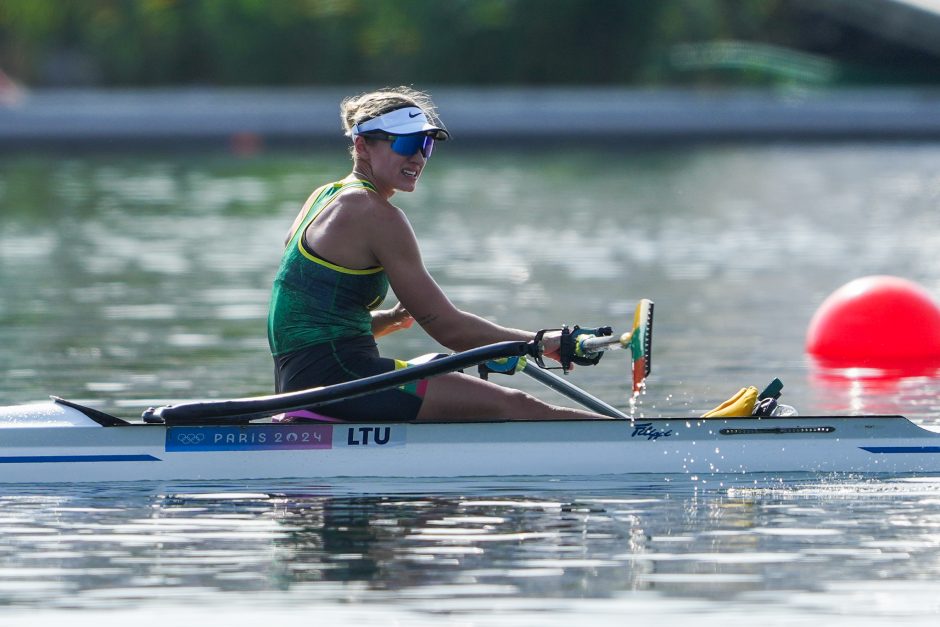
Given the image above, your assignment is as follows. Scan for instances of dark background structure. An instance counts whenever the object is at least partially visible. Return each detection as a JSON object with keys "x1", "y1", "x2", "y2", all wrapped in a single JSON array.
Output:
[{"x1": 2, "y1": 0, "x2": 939, "y2": 89}]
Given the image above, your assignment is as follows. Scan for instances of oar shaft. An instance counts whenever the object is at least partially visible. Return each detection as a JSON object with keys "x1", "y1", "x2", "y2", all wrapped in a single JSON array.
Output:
[
  {"x1": 149, "y1": 340, "x2": 532, "y2": 424},
  {"x1": 579, "y1": 332, "x2": 630, "y2": 352},
  {"x1": 522, "y1": 363, "x2": 631, "y2": 420}
]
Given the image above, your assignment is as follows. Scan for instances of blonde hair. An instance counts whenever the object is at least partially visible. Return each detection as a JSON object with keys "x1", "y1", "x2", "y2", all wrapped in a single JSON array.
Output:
[{"x1": 340, "y1": 86, "x2": 445, "y2": 142}]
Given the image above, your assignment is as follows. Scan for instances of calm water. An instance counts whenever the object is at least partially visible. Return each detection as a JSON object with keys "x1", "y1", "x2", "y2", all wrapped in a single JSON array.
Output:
[{"x1": 2, "y1": 144, "x2": 940, "y2": 623}]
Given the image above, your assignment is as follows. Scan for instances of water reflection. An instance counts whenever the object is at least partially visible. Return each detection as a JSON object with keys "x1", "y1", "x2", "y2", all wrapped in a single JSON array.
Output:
[
  {"x1": 809, "y1": 370, "x2": 940, "y2": 420},
  {"x1": 0, "y1": 476, "x2": 938, "y2": 615}
]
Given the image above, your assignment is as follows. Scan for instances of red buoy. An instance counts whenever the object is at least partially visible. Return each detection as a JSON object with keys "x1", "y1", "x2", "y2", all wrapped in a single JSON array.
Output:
[{"x1": 806, "y1": 276, "x2": 940, "y2": 372}]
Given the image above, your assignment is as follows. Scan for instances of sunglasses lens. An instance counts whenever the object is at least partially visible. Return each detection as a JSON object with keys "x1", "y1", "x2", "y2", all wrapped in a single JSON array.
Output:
[{"x1": 389, "y1": 134, "x2": 434, "y2": 158}]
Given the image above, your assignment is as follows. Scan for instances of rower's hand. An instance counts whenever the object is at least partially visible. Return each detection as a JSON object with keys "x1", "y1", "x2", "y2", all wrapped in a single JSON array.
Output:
[
  {"x1": 538, "y1": 330, "x2": 574, "y2": 369},
  {"x1": 372, "y1": 302, "x2": 414, "y2": 338},
  {"x1": 568, "y1": 326, "x2": 604, "y2": 366}
]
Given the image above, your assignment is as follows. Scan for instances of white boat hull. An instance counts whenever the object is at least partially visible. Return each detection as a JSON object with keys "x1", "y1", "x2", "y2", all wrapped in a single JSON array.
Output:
[{"x1": 1, "y1": 401, "x2": 940, "y2": 482}]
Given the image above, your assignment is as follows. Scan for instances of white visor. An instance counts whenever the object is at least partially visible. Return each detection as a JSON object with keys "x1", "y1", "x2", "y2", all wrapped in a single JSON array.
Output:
[{"x1": 349, "y1": 106, "x2": 449, "y2": 140}]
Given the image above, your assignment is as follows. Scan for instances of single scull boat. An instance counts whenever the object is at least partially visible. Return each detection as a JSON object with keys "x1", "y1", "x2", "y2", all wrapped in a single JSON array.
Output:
[
  {"x1": 2, "y1": 299, "x2": 938, "y2": 482},
  {"x1": 0, "y1": 398, "x2": 939, "y2": 482}
]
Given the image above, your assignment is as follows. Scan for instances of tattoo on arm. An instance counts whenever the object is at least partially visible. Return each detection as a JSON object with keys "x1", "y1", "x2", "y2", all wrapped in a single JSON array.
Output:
[{"x1": 414, "y1": 313, "x2": 439, "y2": 326}]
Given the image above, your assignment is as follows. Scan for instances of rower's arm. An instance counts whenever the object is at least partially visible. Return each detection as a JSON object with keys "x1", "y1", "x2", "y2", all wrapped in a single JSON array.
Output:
[{"x1": 368, "y1": 204, "x2": 531, "y2": 352}]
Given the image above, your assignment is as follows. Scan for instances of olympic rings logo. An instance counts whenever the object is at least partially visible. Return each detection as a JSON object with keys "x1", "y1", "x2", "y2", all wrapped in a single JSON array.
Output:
[{"x1": 176, "y1": 432, "x2": 205, "y2": 445}]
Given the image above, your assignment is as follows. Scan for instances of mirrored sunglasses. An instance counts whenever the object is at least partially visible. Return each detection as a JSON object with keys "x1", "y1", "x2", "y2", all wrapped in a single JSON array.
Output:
[{"x1": 366, "y1": 132, "x2": 435, "y2": 159}]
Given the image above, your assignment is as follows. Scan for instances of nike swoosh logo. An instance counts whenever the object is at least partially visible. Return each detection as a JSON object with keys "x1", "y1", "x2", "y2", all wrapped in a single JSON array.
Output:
[{"x1": 408, "y1": 112, "x2": 421, "y2": 118}]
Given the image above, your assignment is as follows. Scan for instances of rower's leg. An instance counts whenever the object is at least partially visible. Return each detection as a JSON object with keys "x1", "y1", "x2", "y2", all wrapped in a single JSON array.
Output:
[{"x1": 415, "y1": 371, "x2": 610, "y2": 422}]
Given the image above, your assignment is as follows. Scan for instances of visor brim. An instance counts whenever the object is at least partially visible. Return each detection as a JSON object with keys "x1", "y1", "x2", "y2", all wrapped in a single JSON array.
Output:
[
  {"x1": 350, "y1": 106, "x2": 450, "y2": 140},
  {"x1": 374, "y1": 121, "x2": 449, "y2": 140}
]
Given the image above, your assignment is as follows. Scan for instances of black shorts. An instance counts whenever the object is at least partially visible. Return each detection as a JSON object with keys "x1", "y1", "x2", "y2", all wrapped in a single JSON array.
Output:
[{"x1": 273, "y1": 336, "x2": 426, "y2": 422}]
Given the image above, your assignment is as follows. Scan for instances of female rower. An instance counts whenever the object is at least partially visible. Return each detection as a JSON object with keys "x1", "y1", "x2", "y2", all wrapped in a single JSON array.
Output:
[{"x1": 267, "y1": 86, "x2": 608, "y2": 422}]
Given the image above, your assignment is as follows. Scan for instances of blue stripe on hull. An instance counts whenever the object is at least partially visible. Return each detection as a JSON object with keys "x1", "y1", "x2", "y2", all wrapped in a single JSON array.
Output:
[
  {"x1": 0, "y1": 455, "x2": 160, "y2": 464},
  {"x1": 861, "y1": 447, "x2": 940, "y2": 454}
]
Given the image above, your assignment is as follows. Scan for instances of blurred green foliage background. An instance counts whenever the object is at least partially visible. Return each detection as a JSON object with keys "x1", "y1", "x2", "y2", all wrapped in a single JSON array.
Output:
[{"x1": 1, "y1": 0, "x2": 938, "y2": 87}]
